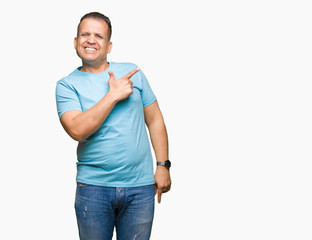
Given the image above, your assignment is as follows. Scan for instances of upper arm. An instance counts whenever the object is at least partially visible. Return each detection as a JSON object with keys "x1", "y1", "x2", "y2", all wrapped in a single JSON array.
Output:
[
  {"x1": 56, "y1": 81, "x2": 84, "y2": 140},
  {"x1": 138, "y1": 70, "x2": 156, "y2": 108},
  {"x1": 144, "y1": 100, "x2": 164, "y2": 127},
  {"x1": 56, "y1": 81, "x2": 82, "y2": 119}
]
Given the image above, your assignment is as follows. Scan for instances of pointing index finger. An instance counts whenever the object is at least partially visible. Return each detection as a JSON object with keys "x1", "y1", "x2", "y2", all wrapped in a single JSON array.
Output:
[
  {"x1": 124, "y1": 67, "x2": 140, "y2": 79},
  {"x1": 157, "y1": 189, "x2": 162, "y2": 203}
]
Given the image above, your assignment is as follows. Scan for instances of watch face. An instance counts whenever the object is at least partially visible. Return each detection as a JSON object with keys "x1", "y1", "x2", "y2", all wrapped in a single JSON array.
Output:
[{"x1": 165, "y1": 160, "x2": 171, "y2": 168}]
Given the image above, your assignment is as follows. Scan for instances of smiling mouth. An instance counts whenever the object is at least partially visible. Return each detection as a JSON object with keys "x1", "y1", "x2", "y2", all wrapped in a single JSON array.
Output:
[{"x1": 84, "y1": 47, "x2": 97, "y2": 52}]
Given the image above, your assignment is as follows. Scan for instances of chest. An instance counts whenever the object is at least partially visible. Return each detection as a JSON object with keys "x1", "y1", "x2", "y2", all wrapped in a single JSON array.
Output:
[{"x1": 74, "y1": 79, "x2": 143, "y2": 113}]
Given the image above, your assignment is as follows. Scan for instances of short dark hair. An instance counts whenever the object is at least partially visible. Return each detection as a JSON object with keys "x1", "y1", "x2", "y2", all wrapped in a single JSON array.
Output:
[{"x1": 77, "y1": 12, "x2": 112, "y2": 40}]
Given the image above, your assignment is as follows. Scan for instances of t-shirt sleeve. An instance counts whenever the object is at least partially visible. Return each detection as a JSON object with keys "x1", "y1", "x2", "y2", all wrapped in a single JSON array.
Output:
[
  {"x1": 139, "y1": 70, "x2": 157, "y2": 107},
  {"x1": 55, "y1": 81, "x2": 82, "y2": 119}
]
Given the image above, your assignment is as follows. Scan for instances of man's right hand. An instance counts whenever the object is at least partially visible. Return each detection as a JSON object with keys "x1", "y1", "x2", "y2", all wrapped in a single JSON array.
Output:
[
  {"x1": 108, "y1": 68, "x2": 140, "y2": 102},
  {"x1": 60, "y1": 67, "x2": 140, "y2": 141}
]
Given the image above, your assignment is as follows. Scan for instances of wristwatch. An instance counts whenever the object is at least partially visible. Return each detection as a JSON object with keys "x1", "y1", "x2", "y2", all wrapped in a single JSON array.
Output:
[{"x1": 157, "y1": 160, "x2": 171, "y2": 169}]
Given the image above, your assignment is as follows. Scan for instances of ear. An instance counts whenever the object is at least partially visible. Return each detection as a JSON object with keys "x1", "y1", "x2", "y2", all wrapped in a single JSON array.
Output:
[
  {"x1": 107, "y1": 41, "x2": 113, "y2": 54},
  {"x1": 74, "y1": 37, "x2": 77, "y2": 50}
]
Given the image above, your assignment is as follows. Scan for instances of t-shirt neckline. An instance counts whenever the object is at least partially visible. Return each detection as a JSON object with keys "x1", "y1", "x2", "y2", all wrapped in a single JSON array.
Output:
[{"x1": 76, "y1": 62, "x2": 113, "y2": 75}]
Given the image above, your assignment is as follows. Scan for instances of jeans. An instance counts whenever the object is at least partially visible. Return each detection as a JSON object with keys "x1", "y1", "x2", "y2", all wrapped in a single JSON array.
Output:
[{"x1": 75, "y1": 183, "x2": 155, "y2": 240}]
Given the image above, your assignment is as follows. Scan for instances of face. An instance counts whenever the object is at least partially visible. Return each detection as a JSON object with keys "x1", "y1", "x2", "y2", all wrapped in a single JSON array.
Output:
[{"x1": 74, "y1": 18, "x2": 112, "y2": 68}]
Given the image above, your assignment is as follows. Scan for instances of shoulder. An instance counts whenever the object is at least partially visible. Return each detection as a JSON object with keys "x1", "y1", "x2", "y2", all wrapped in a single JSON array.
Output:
[{"x1": 56, "y1": 68, "x2": 80, "y2": 87}]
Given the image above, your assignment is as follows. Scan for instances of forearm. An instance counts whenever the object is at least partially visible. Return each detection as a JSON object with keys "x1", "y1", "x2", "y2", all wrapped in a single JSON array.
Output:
[
  {"x1": 61, "y1": 68, "x2": 138, "y2": 141},
  {"x1": 149, "y1": 117, "x2": 171, "y2": 204},
  {"x1": 148, "y1": 118, "x2": 169, "y2": 162},
  {"x1": 63, "y1": 92, "x2": 117, "y2": 141},
  {"x1": 144, "y1": 101, "x2": 171, "y2": 203}
]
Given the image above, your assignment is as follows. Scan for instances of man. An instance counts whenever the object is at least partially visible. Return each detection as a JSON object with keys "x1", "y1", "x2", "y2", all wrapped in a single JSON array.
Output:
[{"x1": 55, "y1": 12, "x2": 171, "y2": 240}]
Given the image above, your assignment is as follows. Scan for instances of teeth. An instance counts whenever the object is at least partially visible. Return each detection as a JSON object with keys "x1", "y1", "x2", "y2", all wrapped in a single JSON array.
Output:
[{"x1": 85, "y1": 47, "x2": 96, "y2": 51}]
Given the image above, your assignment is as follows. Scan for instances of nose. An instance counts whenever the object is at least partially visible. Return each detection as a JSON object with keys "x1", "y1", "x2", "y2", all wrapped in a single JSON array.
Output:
[{"x1": 87, "y1": 34, "x2": 96, "y2": 44}]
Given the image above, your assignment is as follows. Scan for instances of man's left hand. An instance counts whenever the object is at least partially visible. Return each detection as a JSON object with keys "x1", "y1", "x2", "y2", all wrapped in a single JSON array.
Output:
[{"x1": 154, "y1": 166, "x2": 171, "y2": 203}]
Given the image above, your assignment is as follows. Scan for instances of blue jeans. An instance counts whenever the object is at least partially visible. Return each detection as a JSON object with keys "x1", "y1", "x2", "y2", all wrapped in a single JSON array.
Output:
[{"x1": 75, "y1": 183, "x2": 155, "y2": 240}]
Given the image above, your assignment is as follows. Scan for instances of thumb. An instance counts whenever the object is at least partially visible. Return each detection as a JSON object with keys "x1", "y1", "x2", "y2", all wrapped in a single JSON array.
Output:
[{"x1": 108, "y1": 71, "x2": 116, "y2": 82}]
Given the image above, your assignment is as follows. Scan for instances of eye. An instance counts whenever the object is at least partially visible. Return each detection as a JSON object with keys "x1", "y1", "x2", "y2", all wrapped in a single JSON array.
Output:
[
  {"x1": 95, "y1": 34, "x2": 104, "y2": 39},
  {"x1": 81, "y1": 32, "x2": 89, "y2": 37}
]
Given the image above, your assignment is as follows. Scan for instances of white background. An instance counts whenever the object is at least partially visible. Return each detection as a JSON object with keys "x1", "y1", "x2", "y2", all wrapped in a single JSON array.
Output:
[{"x1": 1, "y1": 0, "x2": 311, "y2": 239}]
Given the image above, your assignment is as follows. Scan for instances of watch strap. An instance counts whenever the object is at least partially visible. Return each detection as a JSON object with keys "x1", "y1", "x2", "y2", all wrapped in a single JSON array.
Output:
[{"x1": 157, "y1": 160, "x2": 171, "y2": 169}]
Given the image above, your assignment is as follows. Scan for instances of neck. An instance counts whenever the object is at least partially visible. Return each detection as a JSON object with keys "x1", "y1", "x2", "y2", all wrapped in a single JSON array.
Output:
[{"x1": 80, "y1": 61, "x2": 110, "y2": 73}]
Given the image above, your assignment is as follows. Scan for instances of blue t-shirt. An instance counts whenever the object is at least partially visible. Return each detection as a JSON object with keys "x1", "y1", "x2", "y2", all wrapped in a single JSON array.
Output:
[{"x1": 56, "y1": 62, "x2": 156, "y2": 187}]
